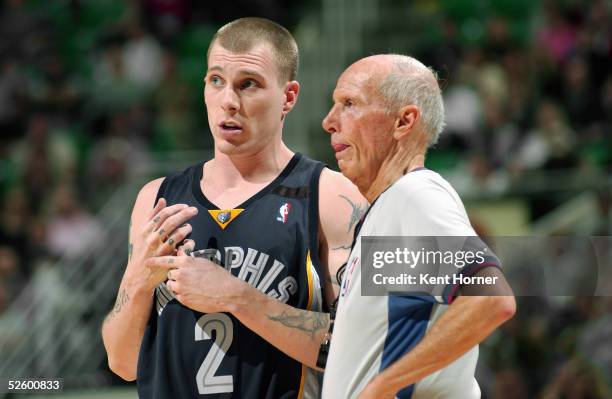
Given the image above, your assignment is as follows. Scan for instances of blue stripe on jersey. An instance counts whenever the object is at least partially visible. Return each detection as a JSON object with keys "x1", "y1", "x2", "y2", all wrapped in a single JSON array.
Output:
[{"x1": 380, "y1": 296, "x2": 435, "y2": 399}]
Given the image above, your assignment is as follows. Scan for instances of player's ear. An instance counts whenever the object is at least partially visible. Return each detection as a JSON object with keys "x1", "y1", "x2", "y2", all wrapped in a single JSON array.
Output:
[
  {"x1": 282, "y1": 80, "x2": 300, "y2": 116},
  {"x1": 393, "y1": 104, "x2": 419, "y2": 141}
]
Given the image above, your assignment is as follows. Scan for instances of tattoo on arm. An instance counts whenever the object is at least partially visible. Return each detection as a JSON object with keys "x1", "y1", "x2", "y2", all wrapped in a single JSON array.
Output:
[
  {"x1": 105, "y1": 289, "x2": 130, "y2": 324},
  {"x1": 339, "y1": 195, "x2": 368, "y2": 233},
  {"x1": 267, "y1": 310, "x2": 329, "y2": 339},
  {"x1": 332, "y1": 244, "x2": 352, "y2": 250}
]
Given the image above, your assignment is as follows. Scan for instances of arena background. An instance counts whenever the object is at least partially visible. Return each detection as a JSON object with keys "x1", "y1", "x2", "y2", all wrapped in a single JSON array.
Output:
[{"x1": 0, "y1": 0, "x2": 610, "y2": 397}]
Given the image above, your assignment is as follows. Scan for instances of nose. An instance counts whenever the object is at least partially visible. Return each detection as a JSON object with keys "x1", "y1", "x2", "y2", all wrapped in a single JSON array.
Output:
[
  {"x1": 322, "y1": 105, "x2": 338, "y2": 134},
  {"x1": 221, "y1": 86, "x2": 240, "y2": 114}
]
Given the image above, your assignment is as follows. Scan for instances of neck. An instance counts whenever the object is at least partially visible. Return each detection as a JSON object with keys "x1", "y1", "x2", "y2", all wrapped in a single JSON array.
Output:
[
  {"x1": 207, "y1": 142, "x2": 294, "y2": 187},
  {"x1": 362, "y1": 132, "x2": 429, "y2": 202},
  {"x1": 363, "y1": 153, "x2": 425, "y2": 202}
]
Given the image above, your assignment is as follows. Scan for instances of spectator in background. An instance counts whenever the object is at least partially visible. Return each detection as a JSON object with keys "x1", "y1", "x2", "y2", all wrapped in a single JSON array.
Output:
[
  {"x1": 0, "y1": 0, "x2": 52, "y2": 63},
  {"x1": 153, "y1": 50, "x2": 198, "y2": 151},
  {"x1": 512, "y1": 100, "x2": 576, "y2": 173},
  {"x1": 11, "y1": 114, "x2": 77, "y2": 211},
  {"x1": 30, "y1": 54, "x2": 82, "y2": 118},
  {"x1": 441, "y1": 49, "x2": 483, "y2": 149},
  {"x1": 536, "y1": 0, "x2": 577, "y2": 65},
  {"x1": 0, "y1": 58, "x2": 28, "y2": 140},
  {"x1": 560, "y1": 55, "x2": 598, "y2": 130},
  {"x1": 141, "y1": 0, "x2": 189, "y2": 44},
  {"x1": 540, "y1": 358, "x2": 610, "y2": 399},
  {"x1": 88, "y1": 112, "x2": 151, "y2": 207},
  {"x1": 122, "y1": 18, "x2": 163, "y2": 90},
  {"x1": 0, "y1": 188, "x2": 31, "y2": 279},
  {"x1": 91, "y1": 40, "x2": 142, "y2": 115},
  {"x1": 0, "y1": 246, "x2": 19, "y2": 301},
  {"x1": 45, "y1": 184, "x2": 103, "y2": 260}
]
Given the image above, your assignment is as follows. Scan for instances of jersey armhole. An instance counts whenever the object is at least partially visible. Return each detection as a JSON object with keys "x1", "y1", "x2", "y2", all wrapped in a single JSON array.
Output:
[
  {"x1": 154, "y1": 177, "x2": 169, "y2": 207},
  {"x1": 307, "y1": 162, "x2": 328, "y2": 312}
]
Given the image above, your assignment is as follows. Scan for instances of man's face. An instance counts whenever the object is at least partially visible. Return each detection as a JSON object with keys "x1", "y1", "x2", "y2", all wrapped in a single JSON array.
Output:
[
  {"x1": 204, "y1": 43, "x2": 292, "y2": 155},
  {"x1": 322, "y1": 61, "x2": 396, "y2": 189}
]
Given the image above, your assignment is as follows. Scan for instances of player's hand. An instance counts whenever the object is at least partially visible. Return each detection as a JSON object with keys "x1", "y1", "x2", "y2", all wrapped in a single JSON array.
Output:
[
  {"x1": 357, "y1": 379, "x2": 396, "y2": 399},
  {"x1": 145, "y1": 254, "x2": 246, "y2": 314},
  {"x1": 176, "y1": 239, "x2": 196, "y2": 257},
  {"x1": 130, "y1": 198, "x2": 198, "y2": 290}
]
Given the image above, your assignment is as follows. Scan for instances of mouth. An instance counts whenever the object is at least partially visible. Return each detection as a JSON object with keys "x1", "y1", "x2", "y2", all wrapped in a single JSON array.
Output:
[
  {"x1": 331, "y1": 143, "x2": 350, "y2": 153},
  {"x1": 219, "y1": 121, "x2": 243, "y2": 134}
]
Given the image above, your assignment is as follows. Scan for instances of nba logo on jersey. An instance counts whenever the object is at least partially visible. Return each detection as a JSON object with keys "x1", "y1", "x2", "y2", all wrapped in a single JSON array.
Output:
[
  {"x1": 277, "y1": 202, "x2": 291, "y2": 223},
  {"x1": 340, "y1": 256, "x2": 359, "y2": 297}
]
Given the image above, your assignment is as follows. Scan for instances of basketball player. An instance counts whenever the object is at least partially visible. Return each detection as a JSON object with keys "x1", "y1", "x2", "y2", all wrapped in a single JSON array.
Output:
[
  {"x1": 101, "y1": 18, "x2": 366, "y2": 398},
  {"x1": 320, "y1": 55, "x2": 516, "y2": 399}
]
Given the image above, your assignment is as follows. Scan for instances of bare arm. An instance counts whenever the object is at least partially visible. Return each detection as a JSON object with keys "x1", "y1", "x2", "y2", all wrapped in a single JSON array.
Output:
[
  {"x1": 359, "y1": 268, "x2": 516, "y2": 398},
  {"x1": 235, "y1": 169, "x2": 367, "y2": 368},
  {"x1": 101, "y1": 179, "x2": 197, "y2": 380},
  {"x1": 318, "y1": 169, "x2": 369, "y2": 303}
]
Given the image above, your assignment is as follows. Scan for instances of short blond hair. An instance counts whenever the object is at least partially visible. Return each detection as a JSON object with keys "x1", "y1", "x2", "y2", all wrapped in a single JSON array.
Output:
[{"x1": 207, "y1": 17, "x2": 298, "y2": 83}]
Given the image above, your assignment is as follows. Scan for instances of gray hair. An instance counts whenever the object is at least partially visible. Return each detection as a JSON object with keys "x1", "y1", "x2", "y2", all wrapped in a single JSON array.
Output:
[{"x1": 377, "y1": 55, "x2": 445, "y2": 146}]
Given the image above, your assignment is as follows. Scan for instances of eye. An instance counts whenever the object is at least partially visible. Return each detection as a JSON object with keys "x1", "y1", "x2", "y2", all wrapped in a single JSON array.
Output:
[
  {"x1": 343, "y1": 99, "x2": 354, "y2": 108},
  {"x1": 240, "y1": 79, "x2": 258, "y2": 90},
  {"x1": 208, "y1": 75, "x2": 223, "y2": 86}
]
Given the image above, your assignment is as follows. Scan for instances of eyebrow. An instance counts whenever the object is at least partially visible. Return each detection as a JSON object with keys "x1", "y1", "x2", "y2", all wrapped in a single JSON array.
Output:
[{"x1": 206, "y1": 66, "x2": 265, "y2": 80}]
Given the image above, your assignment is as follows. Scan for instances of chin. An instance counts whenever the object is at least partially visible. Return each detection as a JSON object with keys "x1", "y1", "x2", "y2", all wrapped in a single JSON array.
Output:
[{"x1": 338, "y1": 164, "x2": 357, "y2": 183}]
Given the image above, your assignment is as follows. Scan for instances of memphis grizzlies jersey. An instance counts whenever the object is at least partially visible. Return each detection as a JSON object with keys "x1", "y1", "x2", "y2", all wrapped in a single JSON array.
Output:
[
  {"x1": 322, "y1": 169, "x2": 501, "y2": 399},
  {"x1": 137, "y1": 153, "x2": 326, "y2": 399}
]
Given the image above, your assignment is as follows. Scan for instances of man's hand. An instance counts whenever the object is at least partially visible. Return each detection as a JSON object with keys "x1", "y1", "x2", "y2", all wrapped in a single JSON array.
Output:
[
  {"x1": 127, "y1": 198, "x2": 198, "y2": 291},
  {"x1": 145, "y1": 250, "x2": 247, "y2": 314}
]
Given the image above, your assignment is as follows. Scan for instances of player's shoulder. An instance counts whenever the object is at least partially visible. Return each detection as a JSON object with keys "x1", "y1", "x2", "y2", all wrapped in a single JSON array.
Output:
[
  {"x1": 134, "y1": 162, "x2": 201, "y2": 207},
  {"x1": 319, "y1": 168, "x2": 366, "y2": 207}
]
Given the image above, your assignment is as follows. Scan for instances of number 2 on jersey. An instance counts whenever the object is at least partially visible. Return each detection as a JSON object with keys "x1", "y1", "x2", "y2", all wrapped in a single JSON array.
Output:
[{"x1": 195, "y1": 313, "x2": 234, "y2": 394}]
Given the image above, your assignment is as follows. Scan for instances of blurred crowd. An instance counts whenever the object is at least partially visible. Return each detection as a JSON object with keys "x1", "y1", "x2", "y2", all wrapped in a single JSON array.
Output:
[
  {"x1": 0, "y1": 0, "x2": 610, "y2": 396},
  {"x1": 0, "y1": 0, "x2": 297, "y2": 318},
  {"x1": 417, "y1": 0, "x2": 611, "y2": 220}
]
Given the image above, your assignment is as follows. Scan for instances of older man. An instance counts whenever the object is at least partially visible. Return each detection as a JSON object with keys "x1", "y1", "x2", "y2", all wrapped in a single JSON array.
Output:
[{"x1": 320, "y1": 54, "x2": 515, "y2": 399}]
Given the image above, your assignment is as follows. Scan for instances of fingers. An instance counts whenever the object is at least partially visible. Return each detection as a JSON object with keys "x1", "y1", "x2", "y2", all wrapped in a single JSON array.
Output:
[
  {"x1": 155, "y1": 206, "x2": 199, "y2": 244},
  {"x1": 159, "y1": 225, "x2": 193, "y2": 255},
  {"x1": 145, "y1": 256, "x2": 190, "y2": 270},
  {"x1": 177, "y1": 239, "x2": 196, "y2": 256},
  {"x1": 144, "y1": 203, "x2": 190, "y2": 235},
  {"x1": 149, "y1": 197, "x2": 166, "y2": 220}
]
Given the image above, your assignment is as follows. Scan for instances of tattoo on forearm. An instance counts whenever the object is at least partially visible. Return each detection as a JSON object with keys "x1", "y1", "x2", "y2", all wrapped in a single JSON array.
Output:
[
  {"x1": 268, "y1": 311, "x2": 329, "y2": 338},
  {"x1": 106, "y1": 289, "x2": 129, "y2": 323},
  {"x1": 332, "y1": 244, "x2": 352, "y2": 250},
  {"x1": 339, "y1": 195, "x2": 368, "y2": 233}
]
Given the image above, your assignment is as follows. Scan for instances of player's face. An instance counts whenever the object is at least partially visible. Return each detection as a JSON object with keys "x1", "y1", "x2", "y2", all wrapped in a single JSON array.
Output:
[
  {"x1": 322, "y1": 61, "x2": 396, "y2": 190},
  {"x1": 204, "y1": 43, "x2": 297, "y2": 156}
]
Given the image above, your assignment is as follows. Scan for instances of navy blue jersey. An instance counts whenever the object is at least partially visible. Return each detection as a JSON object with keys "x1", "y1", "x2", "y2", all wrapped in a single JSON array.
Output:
[{"x1": 137, "y1": 153, "x2": 327, "y2": 399}]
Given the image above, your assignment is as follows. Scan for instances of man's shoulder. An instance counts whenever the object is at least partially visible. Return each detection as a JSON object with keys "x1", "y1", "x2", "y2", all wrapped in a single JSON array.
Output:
[
  {"x1": 135, "y1": 162, "x2": 203, "y2": 207},
  {"x1": 387, "y1": 169, "x2": 474, "y2": 236},
  {"x1": 387, "y1": 169, "x2": 460, "y2": 203}
]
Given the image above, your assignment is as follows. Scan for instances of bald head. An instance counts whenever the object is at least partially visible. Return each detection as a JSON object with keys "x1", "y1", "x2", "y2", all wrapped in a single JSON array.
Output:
[{"x1": 350, "y1": 54, "x2": 445, "y2": 146}]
